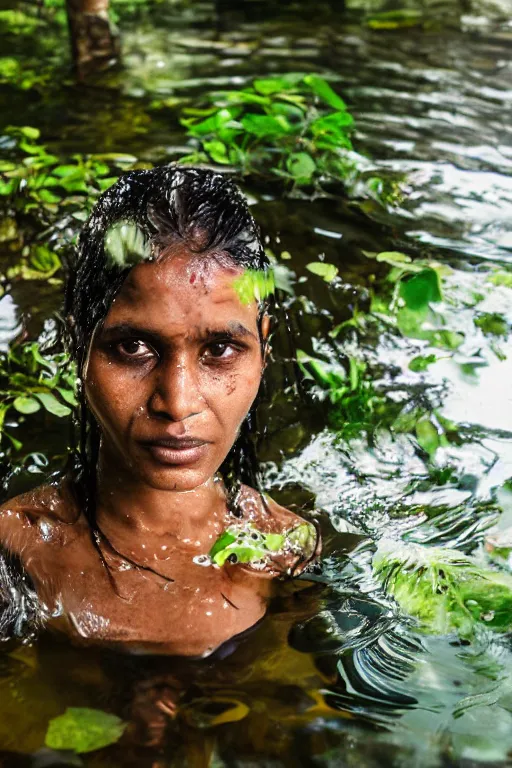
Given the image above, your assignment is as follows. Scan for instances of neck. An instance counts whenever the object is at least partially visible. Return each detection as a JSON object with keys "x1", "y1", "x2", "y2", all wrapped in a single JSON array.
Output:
[{"x1": 94, "y1": 449, "x2": 226, "y2": 542}]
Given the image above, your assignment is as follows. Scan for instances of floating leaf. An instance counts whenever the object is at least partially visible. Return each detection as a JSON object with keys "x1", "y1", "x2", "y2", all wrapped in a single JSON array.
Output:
[
  {"x1": 13, "y1": 396, "x2": 41, "y2": 415},
  {"x1": 45, "y1": 708, "x2": 126, "y2": 754},
  {"x1": 408, "y1": 354, "x2": 437, "y2": 372},
  {"x1": 306, "y1": 262, "x2": 339, "y2": 282},
  {"x1": 375, "y1": 251, "x2": 412, "y2": 267}
]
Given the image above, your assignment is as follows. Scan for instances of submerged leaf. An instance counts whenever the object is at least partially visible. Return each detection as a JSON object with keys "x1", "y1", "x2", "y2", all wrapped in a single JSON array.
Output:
[
  {"x1": 45, "y1": 708, "x2": 126, "y2": 754},
  {"x1": 373, "y1": 540, "x2": 512, "y2": 637}
]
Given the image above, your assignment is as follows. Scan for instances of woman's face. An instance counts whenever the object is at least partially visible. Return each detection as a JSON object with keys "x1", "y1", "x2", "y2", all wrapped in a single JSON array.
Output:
[{"x1": 84, "y1": 246, "x2": 267, "y2": 492}]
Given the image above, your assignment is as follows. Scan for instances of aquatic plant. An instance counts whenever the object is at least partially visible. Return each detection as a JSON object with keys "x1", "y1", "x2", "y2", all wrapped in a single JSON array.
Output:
[
  {"x1": 0, "y1": 126, "x2": 133, "y2": 265},
  {"x1": 0, "y1": 342, "x2": 77, "y2": 451},
  {"x1": 180, "y1": 74, "x2": 395, "y2": 203},
  {"x1": 209, "y1": 521, "x2": 315, "y2": 567},
  {"x1": 45, "y1": 707, "x2": 126, "y2": 753},
  {"x1": 373, "y1": 539, "x2": 512, "y2": 638}
]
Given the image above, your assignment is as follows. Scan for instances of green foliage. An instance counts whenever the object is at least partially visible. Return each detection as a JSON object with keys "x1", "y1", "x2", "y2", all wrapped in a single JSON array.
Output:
[
  {"x1": 373, "y1": 539, "x2": 512, "y2": 638},
  {"x1": 296, "y1": 349, "x2": 384, "y2": 439},
  {"x1": 209, "y1": 521, "x2": 315, "y2": 567},
  {"x1": 367, "y1": 251, "x2": 465, "y2": 351},
  {"x1": 366, "y1": 10, "x2": 427, "y2": 30},
  {"x1": 233, "y1": 269, "x2": 275, "y2": 305},
  {"x1": 0, "y1": 342, "x2": 77, "y2": 452},
  {"x1": 45, "y1": 707, "x2": 126, "y2": 753},
  {"x1": 179, "y1": 74, "x2": 392, "y2": 202},
  {"x1": 487, "y1": 270, "x2": 512, "y2": 289},
  {"x1": 209, "y1": 525, "x2": 284, "y2": 566},
  {"x1": 474, "y1": 312, "x2": 508, "y2": 337},
  {"x1": 0, "y1": 126, "x2": 134, "y2": 274}
]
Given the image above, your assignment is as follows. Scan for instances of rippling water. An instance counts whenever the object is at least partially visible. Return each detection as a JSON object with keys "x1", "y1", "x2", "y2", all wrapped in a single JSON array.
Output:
[{"x1": 1, "y1": 0, "x2": 512, "y2": 765}]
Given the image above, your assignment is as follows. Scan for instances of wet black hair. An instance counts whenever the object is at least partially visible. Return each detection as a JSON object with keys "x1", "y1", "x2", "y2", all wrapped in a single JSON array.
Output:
[{"x1": 64, "y1": 165, "x2": 271, "y2": 540}]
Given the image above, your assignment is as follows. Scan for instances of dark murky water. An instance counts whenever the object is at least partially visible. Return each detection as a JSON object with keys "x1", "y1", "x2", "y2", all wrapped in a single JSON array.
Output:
[{"x1": 2, "y1": 0, "x2": 512, "y2": 765}]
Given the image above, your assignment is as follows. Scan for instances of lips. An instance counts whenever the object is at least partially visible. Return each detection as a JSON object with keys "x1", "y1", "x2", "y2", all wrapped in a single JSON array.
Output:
[{"x1": 138, "y1": 436, "x2": 210, "y2": 466}]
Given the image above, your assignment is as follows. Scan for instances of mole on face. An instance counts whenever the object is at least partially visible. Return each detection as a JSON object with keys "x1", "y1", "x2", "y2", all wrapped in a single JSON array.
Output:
[{"x1": 84, "y1": 249, "x2": 266, "y2": 493}]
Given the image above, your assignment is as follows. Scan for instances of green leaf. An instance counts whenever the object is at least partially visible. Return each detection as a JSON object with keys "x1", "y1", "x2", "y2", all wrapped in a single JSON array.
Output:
[
  {"x1": 474, "y1": 312, "x2": 508, "y2": 337},
  {"x1": 4, "y1": 432, "x2": 22, "y2": 451},
  {"x1": 263, "y1": 533, "x2": 285, "y2": 551},
  {"x1": 306, "y1": 262, "x2": 339, "y2": 282},
  {"x1": 57, "y1": 387, "x2": 78, "y2": 406},
  {"x1": 241, "y1": 113, "x2": 291, "y2": 137},
  {"x1": 399, "y1": 268, "x2": 442, "y2": 311},
  {"x1": 303, "y1": 75, "x2": 347, "y2": 111},
  {"x1": 373, "y1": 539, "x2": 512, "y2": 637},
  {"x1": 286, "y1": 152, "x2": 316, "y2": 181},
  {"x1": 367, "y1": 9, "x2": 424, "y2": 30},
  {"x1": 233, "y1": 269, "x2": 275, "y2": 304},
  {"x1": 203, "y1": 140, "x2": 230, "y2": 165},
  {"x1": 105, "y1": 222, "x2": 150, "y2": 267},
  {"x1": 487, "y1": 270, "x2": 512, "y2": 289},
  {"x1": 35, "y1": 392, "x2": 72, "y2": 417},
  {"x1": 29, "y1": 246, "x2": 61, "y2": 275},
  {"x1": 375, "y1": 251, "x2": 412, "y2": 267},
  {"x1": 13, "y1": 396, "x2": 41, "y2": 415},
  {"x1": 415, "y1": 418, "x2": 439, "y2": 458},
  {"x1": 310, "y1": 111, "x2": 354, "y2": 134},
  {"x1": 408, "y1": 354, "x2": 438, "y2": 372},
  {"x1": 253, "y1": 77, "x2": 297, "y2": 95},
  {"x1": 209, "y1": 531, "x2": 237, "y2": 560},
  {"x1": 45, "y1": 708, "x2": 126, "y2": 754},
  {"x1": 17, "y1": 125, "x2": 40, "y2": 140}
]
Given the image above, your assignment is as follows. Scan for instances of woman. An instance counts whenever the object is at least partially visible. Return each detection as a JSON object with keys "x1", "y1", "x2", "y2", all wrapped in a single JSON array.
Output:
[{"x1": 0, "y1": 166, "x2": 320, "y2": 657}]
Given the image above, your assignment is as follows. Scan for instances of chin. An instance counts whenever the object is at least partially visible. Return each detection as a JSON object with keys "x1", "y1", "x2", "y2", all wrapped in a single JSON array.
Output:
[{"x1": 141, "y1": 465, "x2": 215, "y2": 493}]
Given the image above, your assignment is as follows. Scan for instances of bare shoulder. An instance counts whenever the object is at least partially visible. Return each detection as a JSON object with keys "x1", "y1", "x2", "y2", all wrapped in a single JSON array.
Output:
[
  {"x1": 237, "y1": 484, "x2": 312, "y2": 531},
  {"x1": 0, "y1": 480, "x2": 80, "y2": 557}
]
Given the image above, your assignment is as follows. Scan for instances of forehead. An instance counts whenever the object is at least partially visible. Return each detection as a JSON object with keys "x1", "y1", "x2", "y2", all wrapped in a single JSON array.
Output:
[{"x1": 105, "y1": 247, "x2": 259, "y2": 329}]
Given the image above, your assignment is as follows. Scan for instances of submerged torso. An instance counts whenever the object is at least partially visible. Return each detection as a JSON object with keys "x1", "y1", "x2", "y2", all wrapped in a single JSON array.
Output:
[{"x1": 0, "y1": 481, "x2": 318, "y2": 656}]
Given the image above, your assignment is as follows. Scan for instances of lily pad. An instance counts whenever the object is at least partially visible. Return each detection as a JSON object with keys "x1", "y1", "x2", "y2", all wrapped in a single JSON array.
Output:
[{"x1": 45, "y1": 708, "x2": 126, "y2": 754}]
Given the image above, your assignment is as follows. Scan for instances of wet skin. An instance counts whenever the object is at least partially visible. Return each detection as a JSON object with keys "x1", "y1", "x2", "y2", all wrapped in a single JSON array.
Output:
[{"x1": 0, "y1": 246, "x2": 318, "y2": 656}]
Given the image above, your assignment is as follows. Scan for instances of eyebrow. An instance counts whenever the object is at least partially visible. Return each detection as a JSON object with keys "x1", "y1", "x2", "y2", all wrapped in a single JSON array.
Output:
[{"x1": 98, "y1": 322, "x2": 257, "y2": 343}]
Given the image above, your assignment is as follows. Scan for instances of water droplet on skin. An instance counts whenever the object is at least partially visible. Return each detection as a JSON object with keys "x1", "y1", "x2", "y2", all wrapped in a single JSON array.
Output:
[
  {"x1": 193, "y1": 555, "x2": 211, "y2": 567},
  {"x1": 38, "y1": 520, "x2": 53, "y2": 542}
]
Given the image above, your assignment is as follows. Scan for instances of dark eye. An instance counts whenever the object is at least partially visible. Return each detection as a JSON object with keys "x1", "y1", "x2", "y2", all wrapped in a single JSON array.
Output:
[
  {"x1": 209, "y1": 343, "x2": 229, "y2": 358},
  {"x1": 117, "y1": 339, "x2": 154, "y2": 360},
  {"x1": 201, "y1": 342, "x2": 238, "y2": 364}
]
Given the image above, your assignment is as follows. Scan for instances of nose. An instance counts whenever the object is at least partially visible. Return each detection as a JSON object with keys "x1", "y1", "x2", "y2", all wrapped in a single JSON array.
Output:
[{"x1": 148, "y1": 354, "x2": 205, "y2": 422}]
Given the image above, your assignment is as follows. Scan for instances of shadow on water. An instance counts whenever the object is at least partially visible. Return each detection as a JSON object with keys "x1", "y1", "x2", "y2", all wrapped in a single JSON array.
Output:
[{"x1": 1, "y1": 0, "x2": 512, "y2": 765}]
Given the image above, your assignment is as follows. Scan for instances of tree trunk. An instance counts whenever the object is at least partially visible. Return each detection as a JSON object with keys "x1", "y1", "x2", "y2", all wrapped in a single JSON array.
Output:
[{"x1": 66, "y1": 0, "x2": 120, "y2": 79}]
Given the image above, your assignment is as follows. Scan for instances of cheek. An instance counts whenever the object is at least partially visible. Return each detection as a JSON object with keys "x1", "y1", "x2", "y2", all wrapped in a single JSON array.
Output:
[
  {"x1": 205, "y1": 364, "x2": 261, "y2": 427},
  {"x1": 84, "y1": 356, "x2": 139, "y2": 431}
]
